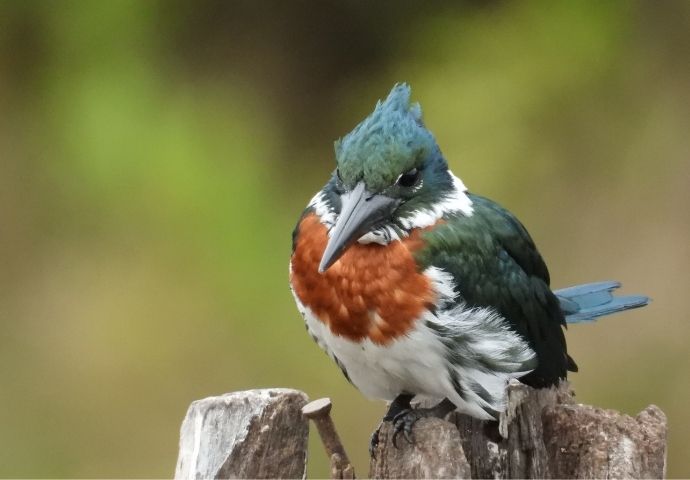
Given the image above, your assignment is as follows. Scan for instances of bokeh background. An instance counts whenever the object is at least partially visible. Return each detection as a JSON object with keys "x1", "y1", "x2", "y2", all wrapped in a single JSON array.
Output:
[{"x1": 1, "y1": 0, "x2": 689, "y2": 477}]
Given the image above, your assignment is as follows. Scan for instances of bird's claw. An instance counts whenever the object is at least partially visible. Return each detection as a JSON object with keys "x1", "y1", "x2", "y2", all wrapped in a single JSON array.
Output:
[
  {"x1": 369, "y1": 410, "x2": 417, "y2": 457},
  {"x1": 371, "y1": 400, "x2": 454, "y2": 456},
  {"x1": 391, "y1": 408, "x2": 420, "y2": 448}
]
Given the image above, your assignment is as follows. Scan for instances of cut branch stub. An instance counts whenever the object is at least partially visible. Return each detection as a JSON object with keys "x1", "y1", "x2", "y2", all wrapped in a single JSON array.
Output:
[{"x1": 302, "y1": 397, "x2": 355, "y2": 479}]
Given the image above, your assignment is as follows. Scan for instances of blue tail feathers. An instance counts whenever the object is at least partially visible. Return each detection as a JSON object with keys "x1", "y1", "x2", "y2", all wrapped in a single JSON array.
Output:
[{"x1": 554, "y1": 281, "x2": 649, "y2": 324}]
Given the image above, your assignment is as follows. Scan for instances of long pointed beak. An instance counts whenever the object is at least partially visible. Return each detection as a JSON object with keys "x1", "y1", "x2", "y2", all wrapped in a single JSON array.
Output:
[{"x1": 318, "y1": 182, "x2": 397, "y2": 273}]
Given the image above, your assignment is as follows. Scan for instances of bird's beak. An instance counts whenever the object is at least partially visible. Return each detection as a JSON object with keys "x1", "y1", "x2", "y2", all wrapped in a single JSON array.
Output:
[{"x1": 319, "y1": 182, "x2": 397, "y2": 273}]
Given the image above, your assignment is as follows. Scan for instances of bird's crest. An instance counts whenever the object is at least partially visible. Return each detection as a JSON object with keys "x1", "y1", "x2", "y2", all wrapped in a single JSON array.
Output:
[{"x1": 334, "y1": 83, "x2": 436, "y2": 192}]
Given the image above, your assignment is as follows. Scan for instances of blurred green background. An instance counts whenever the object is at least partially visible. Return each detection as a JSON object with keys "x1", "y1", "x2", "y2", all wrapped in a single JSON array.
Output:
[{"x1": 1, "y1": 0, "x2": 688, "y2": 477}]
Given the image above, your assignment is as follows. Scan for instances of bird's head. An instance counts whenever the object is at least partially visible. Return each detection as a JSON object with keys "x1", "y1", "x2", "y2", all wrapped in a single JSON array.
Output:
[{"x1": 314, "y1": 83, "x2": 472, "y2": 273}]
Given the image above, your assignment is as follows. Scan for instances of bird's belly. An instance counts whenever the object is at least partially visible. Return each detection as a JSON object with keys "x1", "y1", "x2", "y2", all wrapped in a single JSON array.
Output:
[
  {"x1": 300, "y1": 301, "x2": 452, "y2": 402},
  {"x1": 293, "y1": 279, "x2": 536, "y2": 421}
]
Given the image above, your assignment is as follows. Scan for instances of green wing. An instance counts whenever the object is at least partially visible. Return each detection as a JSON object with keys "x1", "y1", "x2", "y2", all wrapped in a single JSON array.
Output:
[{"x1": 415, "y1": 193, "x2": 575, "y2": 386}]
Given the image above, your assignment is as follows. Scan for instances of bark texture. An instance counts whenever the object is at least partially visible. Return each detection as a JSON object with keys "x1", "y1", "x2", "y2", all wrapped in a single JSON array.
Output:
[
  {"x1": 370, "y1": 418, "x2": 472, "y2": 479},
  {"x1": 175, "y1": 385, "x2": 666, "y2": 479},
  {"x1": 542, "y1": 402, "x2": 667, "y2": 479},
  {"x1": 174, "y1": 388, "x2": 308, "y2": 480},
  {"x1": 370, "y1": 381, "x2": 667, "y2": 479}
]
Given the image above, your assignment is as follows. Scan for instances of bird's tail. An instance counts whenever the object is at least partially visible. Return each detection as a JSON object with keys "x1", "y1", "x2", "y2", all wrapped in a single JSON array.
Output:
[{"x1": 554, "y1": 281, "x2": 649, "y2": 324}]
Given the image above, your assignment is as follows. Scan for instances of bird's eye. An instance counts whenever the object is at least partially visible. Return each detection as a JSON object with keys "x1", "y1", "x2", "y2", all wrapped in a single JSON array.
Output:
[{"x1": 396, "y1": 168, "x2": 420, "y2": 187}]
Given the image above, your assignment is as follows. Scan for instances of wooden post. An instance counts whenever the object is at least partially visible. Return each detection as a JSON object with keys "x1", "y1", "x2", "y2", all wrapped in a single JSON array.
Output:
[
  {"x1": 174, "y1": 388, "x2": 309, "y2": 479},
  {"x1": 370, "y1": 381, "x2": 668, "y2": 479},
  {"x1": 542, "y1": 402, "x2": 667, "y2": 478},
  {"x1": 175, "y1": 385, "x2": 667, "y2": 479}
]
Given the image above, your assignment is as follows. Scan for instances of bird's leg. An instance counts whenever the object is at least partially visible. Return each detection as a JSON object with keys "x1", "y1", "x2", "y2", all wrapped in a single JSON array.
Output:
[
  {"x1": 392, "y1": 398, "x2": 456, "y2": 447},
  {"x1": 369, "y1": 394, "x2": 413, "y2": 457},
  {"x1": 383, "y1": 393, "x2": 414, "y2": 420}
]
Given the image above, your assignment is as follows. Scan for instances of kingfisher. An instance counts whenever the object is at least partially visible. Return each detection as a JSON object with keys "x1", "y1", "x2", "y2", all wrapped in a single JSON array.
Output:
[{"x1": 289, "y1": 84, "x2": 648, "y2": 451}]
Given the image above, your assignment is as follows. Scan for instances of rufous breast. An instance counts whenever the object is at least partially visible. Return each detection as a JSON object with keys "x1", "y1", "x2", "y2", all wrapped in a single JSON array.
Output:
[{"x1": 290, "y1": 213, "x2": 436, "y2": 345}]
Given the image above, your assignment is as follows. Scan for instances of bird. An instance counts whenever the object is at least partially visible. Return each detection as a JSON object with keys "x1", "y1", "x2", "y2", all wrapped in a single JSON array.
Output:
[{"x1": 288, "y1": 83, "x2": 649, "y2": 452}]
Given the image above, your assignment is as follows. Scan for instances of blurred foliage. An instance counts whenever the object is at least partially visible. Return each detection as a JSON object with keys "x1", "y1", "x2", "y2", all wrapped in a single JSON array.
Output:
[{"x1": 0, "y1": 0, "x2": 688, "y2": 477}]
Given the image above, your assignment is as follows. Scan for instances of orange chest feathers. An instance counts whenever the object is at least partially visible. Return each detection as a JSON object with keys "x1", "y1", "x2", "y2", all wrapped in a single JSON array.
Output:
[{"x1": 290, "y1": 213, "x2": 436, "y2": 345}]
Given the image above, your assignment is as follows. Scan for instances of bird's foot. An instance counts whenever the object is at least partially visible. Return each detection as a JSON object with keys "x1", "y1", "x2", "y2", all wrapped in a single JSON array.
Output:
[
  {"x1": 370, "y1": 410, "x2": 424, "y2": 456},
  {"x1": 369, "y1": 393, "x2": 414, "y2": 458},
  {"x1": 368, "y1": 396, "x2": 455, "y2": 457},
  {"x1": 391, "y1": 408, "x2": 423, "y2": 447},
  {"x1": 369, "y1": 409, "x2": 431, "y2": 457},
  {"x1": 391, "y1": 399, "x2": 456, "y2": 448}
]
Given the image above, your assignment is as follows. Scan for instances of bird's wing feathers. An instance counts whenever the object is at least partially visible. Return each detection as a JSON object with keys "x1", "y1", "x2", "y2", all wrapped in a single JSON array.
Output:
[{"x1": 415, "y1": 193, "x2": 574, "y2": 386}]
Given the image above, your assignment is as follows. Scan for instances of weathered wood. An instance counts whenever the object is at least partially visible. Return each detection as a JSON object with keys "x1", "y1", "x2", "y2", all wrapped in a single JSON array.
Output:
[
  {"x1": 327, "y1": 453, "x2": 356, "y2": 480},
  {"x1": 370, "y1": 417, "x2": 472, "y2": 479},
  {"x1": 370, "y1": 381, "x2": 667, "y2": 479},
  {"x1": 174, "y1": 388, "x2": 308, "y2": 480},
  {"x1": 176, "y1": 386, "x2": 667, "y2": 479},
  {"x1": 542, "y1": 402, "x2": 667, "y2": 479},
  {"x1": 451, "y1": 381, "x2": 573, "y2": 479}
]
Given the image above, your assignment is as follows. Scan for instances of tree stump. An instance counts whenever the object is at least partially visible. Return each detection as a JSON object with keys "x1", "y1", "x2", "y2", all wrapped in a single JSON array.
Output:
[
  {"x1": 175, "y1": 385, "x2": 667, "y2": 479},
  {"x1": 174, "y1": 388, "x2": 308, "y2": 479},
  {"x1": 542, "y1": 402, "x2": 667, "y2": 479},
  {"x1": 370, "y1": 381, "x2": 667, "y2": 479}
]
